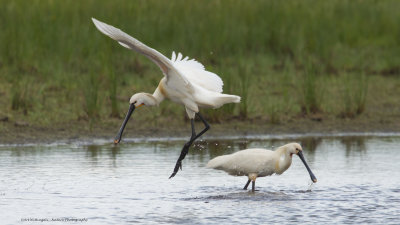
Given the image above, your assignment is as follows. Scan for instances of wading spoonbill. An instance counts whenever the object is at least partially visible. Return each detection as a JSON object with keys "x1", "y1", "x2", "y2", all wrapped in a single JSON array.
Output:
[
  {"x1": 92, "y1": 18, "x2": 240, "y2": 178},
  {"x1": 207, "y1": 143, "x2": 317, "y2": 191}
]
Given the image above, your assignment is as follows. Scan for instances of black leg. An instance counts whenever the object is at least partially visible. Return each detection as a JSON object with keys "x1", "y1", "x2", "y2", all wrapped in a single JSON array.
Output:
[
  {"x1": 243, "y1": 179, "x2": 251, "y2": 190},
  {"x1": 169, "y1": 113, "x2": 210, "y2": 178},
  {"x1": 252, "y1": 181, "x2": 255, "y2": 192},
  {"x1": 193, "y1": 113, "x2": 210, "y2": 140}
]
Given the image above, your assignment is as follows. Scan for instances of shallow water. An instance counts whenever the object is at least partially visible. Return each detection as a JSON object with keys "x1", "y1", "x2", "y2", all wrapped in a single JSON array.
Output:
[{"x1": 1, "y1": 134, "x2": 400, "y2": 224}]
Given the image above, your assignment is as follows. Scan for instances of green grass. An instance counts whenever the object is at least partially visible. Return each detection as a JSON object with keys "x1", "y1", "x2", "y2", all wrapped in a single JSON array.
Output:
[
  {"x1": 82, "y1": 73, "x2": 100, "y2": 123},
  {"x1": 339, "y1": 73, "x2": 369, "y2": 118},
  {"x1": 300, "y1": 61, "x2": 324, "y2": 114},
  {"x1": 11, "y1": 79, "x2": 31, "y2": 113},
  {"x1": 237, "y1": 60, "x2": 252, "y2": 119},
  {"x1": 0, "y1": 0, "x2": 400, "y2": 129}
]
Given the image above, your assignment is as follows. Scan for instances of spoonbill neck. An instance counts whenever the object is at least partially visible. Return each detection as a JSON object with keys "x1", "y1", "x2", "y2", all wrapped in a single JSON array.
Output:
[
  {"x1": 274, "y1": 147, "x2": 292, "y2": 174},
  {"x1": 150, "y1": 81, "x2": 166, "y2": 106}
]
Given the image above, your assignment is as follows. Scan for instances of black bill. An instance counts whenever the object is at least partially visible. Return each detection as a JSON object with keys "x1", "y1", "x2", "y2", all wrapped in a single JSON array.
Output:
[
  {"x1": 114, "y1": 104, "x2": 135, "y2": 144},
  {"x1": 297, "y1": 151, "x2": 317, "y2": 183}
]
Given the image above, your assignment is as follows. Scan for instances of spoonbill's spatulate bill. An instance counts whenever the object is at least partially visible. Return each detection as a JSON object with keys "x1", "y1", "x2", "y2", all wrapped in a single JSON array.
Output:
[
  {"x1": 207, "y1": 143, "x2": 317, "y2": 192},
  {"x1": 92, "y1": 18, "x2": 241, "y2": 178}
]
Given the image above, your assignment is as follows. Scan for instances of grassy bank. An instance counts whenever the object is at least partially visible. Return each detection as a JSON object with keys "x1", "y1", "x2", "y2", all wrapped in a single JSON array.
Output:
[{"x1": 1, "y1": 0, "x2": 400, "y2": 139}]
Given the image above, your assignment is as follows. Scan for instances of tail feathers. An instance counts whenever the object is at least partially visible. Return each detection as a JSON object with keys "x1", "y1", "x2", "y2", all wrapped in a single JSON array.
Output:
[
  {"x1": 207, "y1": 156, "x2": 226, "y2": 169},
  {"x1": 224, "y1": 94, "x2": 240, "y2": 103},
  {"x1": 215, "y1": 94, "x2": 241, "y2": 107},
  {"x1": 231, "y1": 95, "x2": 241, "y2": 103},
  {"x1": 207, "y1": 154, "x2": 233, "y2": 169}
]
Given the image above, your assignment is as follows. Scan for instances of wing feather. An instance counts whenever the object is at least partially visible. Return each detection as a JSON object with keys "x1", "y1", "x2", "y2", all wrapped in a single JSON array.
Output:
[
  {"x1": 177, "y1": 52, "x2": 183, "y2": 61},
  {"x1": 92, "y1": 18, "x2": 191, "y2": 89},
  {"x1": 171, "y1": 52, "x2": 223, "y2": 93},
  {"x1": 171, "y1": 51, "x2": 176, "y2": 62}
]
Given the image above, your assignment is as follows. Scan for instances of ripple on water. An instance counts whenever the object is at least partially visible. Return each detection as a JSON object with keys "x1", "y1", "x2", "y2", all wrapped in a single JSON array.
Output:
[{"x1": 1, "y1": 136, "x2": 400, "y2": 224}]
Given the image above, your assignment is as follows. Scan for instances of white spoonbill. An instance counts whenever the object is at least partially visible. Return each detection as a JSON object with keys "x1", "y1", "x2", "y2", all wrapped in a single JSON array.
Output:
[
  {"x1": 92, "y1": 18, "x2": 240, "y2": 178},
  {"x1": 207, "y1": 143, "x2": 317, "y2": 191}
]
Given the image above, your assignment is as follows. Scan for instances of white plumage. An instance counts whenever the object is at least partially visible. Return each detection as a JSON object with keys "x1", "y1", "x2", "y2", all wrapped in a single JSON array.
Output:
[
  {"x1": 92, "y1": 18, "x2": 240, "y2": 178},
  {"x1": 171, "y1": 51, "x2": 223, "y2": 93},
  {"x1": 207, "y1": 149, "x2": 279, "y2": 176},
  {"x1": 207, "y1": 143, "x2": 317, "y2": 191},
  {"x1": 92, "y1": 18, "x2": 240, "y2": 119}
]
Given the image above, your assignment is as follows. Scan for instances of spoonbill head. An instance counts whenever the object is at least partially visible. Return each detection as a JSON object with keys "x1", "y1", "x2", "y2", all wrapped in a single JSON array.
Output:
[
  {"x1": 207, "y1": 143, "x2": 317, "y2": 191},
  {"x1": 130, "y1": 93, "x2": 160, "y2": 107},
  {"x1": 113, "y1": 92, "x2": 159, "y2": 145}
]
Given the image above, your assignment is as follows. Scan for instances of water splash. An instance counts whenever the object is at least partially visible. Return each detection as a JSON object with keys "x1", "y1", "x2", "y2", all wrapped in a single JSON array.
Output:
[{"x1": 307, "y1": 180, "x2": 315, "y2": 192}]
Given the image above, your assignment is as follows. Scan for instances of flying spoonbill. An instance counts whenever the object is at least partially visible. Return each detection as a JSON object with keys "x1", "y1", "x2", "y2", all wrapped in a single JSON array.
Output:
[
  {"x1": 92, "y1": 18, "x2": 240, "y2": 178},
  {"x1": 207, "y1": 143, "x2": 317, "y2": 191}
]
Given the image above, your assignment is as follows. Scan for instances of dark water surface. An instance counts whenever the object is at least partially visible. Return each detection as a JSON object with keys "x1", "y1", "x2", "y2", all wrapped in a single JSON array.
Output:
[{"x1": 1, "y1": 134, "x2": 400, "y2": 224}]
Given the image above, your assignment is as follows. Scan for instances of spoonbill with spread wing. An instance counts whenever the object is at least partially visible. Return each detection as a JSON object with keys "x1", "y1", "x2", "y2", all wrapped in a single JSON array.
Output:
[
  {"x1": 92, "y1": 18, "x2": 240, "y2": 178},
  {"x1": 207, "y1": 143, "x2": 317, "y2": 191}
]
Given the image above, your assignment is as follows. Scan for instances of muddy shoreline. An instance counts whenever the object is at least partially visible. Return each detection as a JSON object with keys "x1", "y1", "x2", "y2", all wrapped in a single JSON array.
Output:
[{"x1": 1, "y1": 115, "x2": 400, "y2": 145}]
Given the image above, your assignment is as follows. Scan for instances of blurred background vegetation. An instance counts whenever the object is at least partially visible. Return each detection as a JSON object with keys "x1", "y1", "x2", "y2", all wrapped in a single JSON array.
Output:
[{"x1": 0, "y1": 0, "x2": 399, "y2": 131}]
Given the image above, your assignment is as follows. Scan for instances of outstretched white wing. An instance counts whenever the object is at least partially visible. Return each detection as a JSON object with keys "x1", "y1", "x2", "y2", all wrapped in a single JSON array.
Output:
[
  {"x1": 91, "y1": 18, "x2": 191, "y2": 89},
  {"x1": 171, "y1": 52, "x2": 223, "y2": 93}
]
